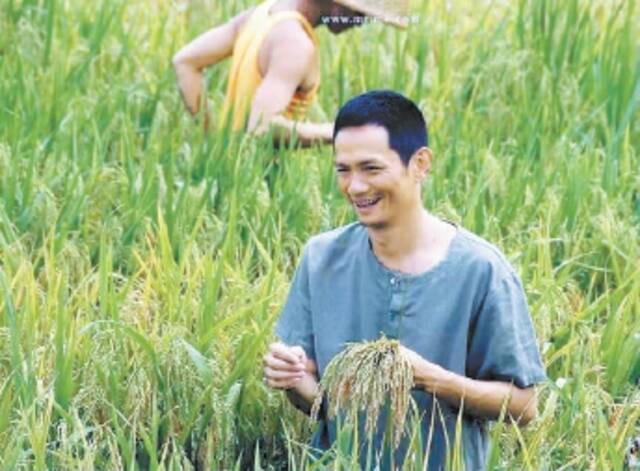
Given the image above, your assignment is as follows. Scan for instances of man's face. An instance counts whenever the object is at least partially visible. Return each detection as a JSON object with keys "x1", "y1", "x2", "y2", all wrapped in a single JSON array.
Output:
[
  {"x1": 334, "y1": 125, "x2": 424, "y2": 229},
  {"x1": 322, "y1": 3, "x2": 366, "y2": 34}
]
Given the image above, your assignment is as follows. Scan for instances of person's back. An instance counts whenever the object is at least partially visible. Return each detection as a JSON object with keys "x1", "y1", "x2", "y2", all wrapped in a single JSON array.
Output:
[{"x1": 221, "y1": 0, "x2": 321, "y2": 130}]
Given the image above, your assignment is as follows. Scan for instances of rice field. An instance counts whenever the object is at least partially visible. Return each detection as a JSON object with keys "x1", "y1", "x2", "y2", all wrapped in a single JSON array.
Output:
[{"x1": 0, "y1": 0, "x2": 639, "y2": 468}]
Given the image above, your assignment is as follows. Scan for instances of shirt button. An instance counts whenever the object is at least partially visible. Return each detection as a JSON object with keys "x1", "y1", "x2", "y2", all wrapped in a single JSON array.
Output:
[{"x1": 390, "y1": 278, "x2": 396, "y2": 285}]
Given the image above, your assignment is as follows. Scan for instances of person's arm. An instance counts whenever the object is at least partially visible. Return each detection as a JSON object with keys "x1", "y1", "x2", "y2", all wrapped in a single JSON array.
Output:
[
  {"x1": 247, "y1": 24, "x2": 333, "y2": 147},
  {"x1": 264, "y1": 343, "x2": 319, "y2": 415},
  {"x1": 267, "y1": 244, "x2": 321, "y2": 414},
  {"x1": 262, "y1": 116, "x2": 334, "y2": 147},
  {"x1": 172, "y1": 11, "x2": 251, "y2": 118},
  {"x1": 401, "y1": 346, "x2": 538, "y2": 425}
]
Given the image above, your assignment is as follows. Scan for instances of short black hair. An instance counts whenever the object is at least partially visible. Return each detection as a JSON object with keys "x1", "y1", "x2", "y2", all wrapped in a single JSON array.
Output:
[{"x1": 333, "y1": 90, "x2": 428, "y2": 166}]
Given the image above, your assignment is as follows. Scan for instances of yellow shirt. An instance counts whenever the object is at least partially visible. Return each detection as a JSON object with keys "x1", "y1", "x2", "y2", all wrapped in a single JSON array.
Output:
[{"x1": 221, "y1": 0, "x2": 320, "y2": 130}]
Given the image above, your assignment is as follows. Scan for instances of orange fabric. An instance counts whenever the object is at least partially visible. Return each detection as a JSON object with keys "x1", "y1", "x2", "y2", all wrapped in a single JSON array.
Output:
[{"x1": 221, "y1": 0, "x2": 320, "y2": 130}]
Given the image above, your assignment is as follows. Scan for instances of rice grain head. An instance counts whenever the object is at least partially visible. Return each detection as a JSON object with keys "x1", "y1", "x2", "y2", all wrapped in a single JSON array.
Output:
[{"x1": 311, "y1": 336, "x2": 414, "y2": 448}]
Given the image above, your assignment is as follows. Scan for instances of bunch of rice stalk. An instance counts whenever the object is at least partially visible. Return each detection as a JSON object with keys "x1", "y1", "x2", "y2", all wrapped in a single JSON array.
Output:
[{"x1": 311, "y1": 337, "x2": 414, "y2": 448}]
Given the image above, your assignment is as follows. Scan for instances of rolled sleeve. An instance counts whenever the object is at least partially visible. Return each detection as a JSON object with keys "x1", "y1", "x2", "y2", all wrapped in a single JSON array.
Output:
[
  {"x1": 275, "y1": 245, "x2": 316, "y2": 360},
  {"x1": 466, "y1": 271, "x2": 547, "y2": 389}
]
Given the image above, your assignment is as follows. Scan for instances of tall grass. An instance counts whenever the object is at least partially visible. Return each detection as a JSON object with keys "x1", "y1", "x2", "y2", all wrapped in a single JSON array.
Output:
[{"x1": 0, "y1": 0, "x2": 638, "y2": 468}]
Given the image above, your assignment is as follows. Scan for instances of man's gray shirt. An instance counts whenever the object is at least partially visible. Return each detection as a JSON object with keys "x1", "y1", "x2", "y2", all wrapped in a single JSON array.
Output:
[{"x1": 275, "y1": 222, "x2": 547, "y2": 470}]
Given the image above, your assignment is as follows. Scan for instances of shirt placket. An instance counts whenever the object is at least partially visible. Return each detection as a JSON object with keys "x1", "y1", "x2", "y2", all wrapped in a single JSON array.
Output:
[{"x1": 386, "y1": 276, "x2": 405, "y2": 339}]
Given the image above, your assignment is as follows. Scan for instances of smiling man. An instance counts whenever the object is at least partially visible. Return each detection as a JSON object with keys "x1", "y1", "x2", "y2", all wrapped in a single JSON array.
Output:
[{"x1": 264, "y1": 90, "x2": 547, "y2": 469}]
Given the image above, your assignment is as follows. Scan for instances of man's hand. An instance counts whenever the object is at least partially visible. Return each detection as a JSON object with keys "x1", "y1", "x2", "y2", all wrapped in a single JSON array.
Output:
[
  {"x1": 399, "y1": 344, "x2": 538, "y2": 425},
  {"x1": 264, "y1": 342, "x2": 320, "y2": 414},
  {"x1": 263, "y1": 342, "x2": 315, "y2": 389},
  {"x1": 399, "y1": 345, "x2": 450, "y2": 394},
  {"x1": 257, "y1": 116, "x2": 334, "y2": 147}
]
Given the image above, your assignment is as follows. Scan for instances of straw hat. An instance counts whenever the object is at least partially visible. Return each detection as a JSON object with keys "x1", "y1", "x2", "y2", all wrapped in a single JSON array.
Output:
[{"x1": 334, "y1": 0, "x2": 410, "y2": 28}]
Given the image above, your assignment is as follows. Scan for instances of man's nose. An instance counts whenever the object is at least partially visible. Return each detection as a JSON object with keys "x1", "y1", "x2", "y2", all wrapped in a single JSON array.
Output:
[{"x1": 347, "y1": 174, "x2": 368, "y2": 195}]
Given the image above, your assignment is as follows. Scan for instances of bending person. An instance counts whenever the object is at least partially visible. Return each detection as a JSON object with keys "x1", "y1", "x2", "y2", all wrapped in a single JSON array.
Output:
[{"x1": 173, "y1": 0, "x2": 408, "y2": 145}]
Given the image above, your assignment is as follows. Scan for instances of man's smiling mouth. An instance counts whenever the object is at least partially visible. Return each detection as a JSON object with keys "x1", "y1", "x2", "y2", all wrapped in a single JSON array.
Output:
[{"x1": 354, "y1": 196, "x2": 382, "y2": 209}]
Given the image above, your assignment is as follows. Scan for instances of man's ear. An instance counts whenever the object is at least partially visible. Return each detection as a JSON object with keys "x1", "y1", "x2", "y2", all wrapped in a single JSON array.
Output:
[{"x1": 410, "y1": 147, "x2": 433, "y2": 182}]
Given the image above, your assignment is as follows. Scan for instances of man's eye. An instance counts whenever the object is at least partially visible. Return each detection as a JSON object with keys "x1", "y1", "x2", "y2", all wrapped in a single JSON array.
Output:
[
  {"x1": 336, "y1": 168, "x2": 348, "y2": 173},
  {"x1": 364, "y1": 167, "x2": 380, "y2": 172}
]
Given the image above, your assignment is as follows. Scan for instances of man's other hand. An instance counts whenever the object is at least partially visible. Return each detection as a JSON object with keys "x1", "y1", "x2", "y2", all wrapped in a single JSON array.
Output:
[
  {"x1": 399, "y1": 344, "x2": 450, "y2": 393},
  {"x1": 399, "y1": 344, "x2": 538, "y2": 425},
  {"x1": 263, "y1": 342, "x2": 317, "y2": 389}
]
